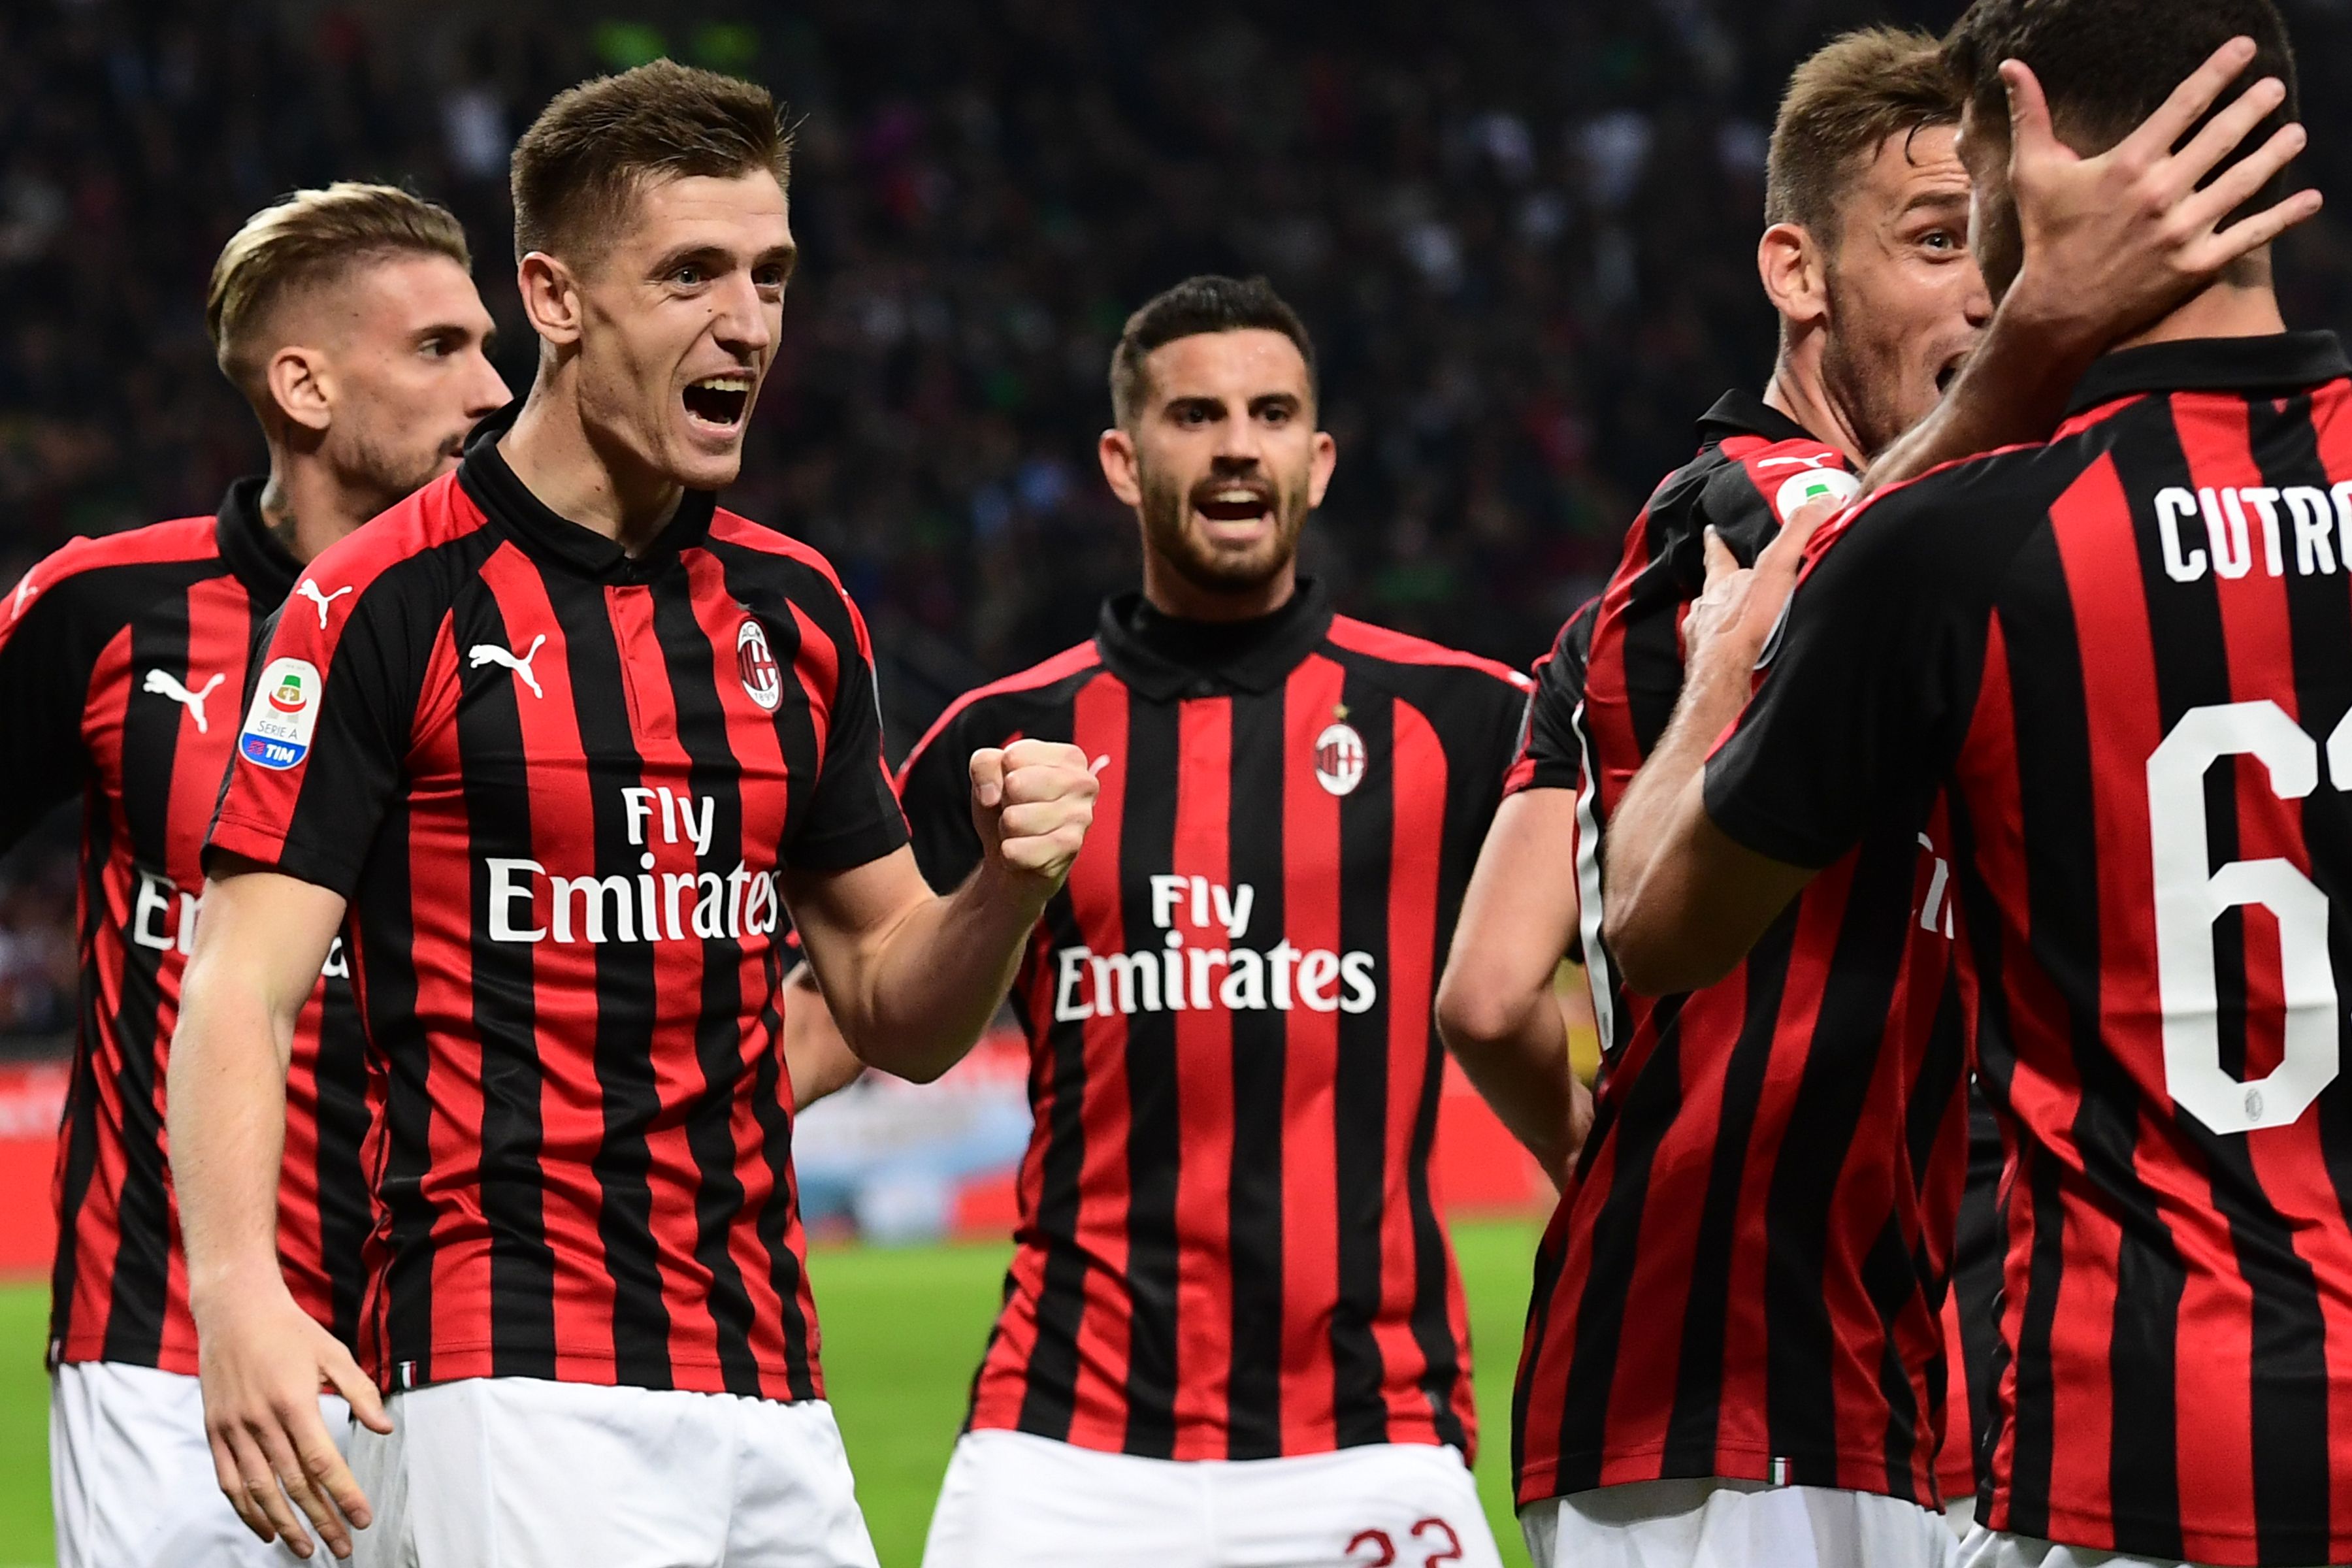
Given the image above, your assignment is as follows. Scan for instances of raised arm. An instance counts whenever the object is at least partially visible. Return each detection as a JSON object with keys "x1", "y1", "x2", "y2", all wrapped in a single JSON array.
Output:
[
  {"x1": 168, "y1": 858, "x2": 388, "y2": 1561},
  {"x1": 783, "y1": 739, "x2": 1095, "y2": 1083},
  {"x1": 1866, "y1": 38, "x2": 2320, "y2": 495}
]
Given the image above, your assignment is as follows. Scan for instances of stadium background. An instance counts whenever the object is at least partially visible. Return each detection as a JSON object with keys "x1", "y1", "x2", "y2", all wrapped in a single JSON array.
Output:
[{"x1": 0, "y1": 0, "x2": 2346, "y2": 1560}]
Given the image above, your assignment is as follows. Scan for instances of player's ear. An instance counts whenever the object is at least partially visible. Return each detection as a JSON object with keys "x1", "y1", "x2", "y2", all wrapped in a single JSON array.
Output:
[
  {"x1": 515, "y1": 251, "x2": 583, "y2": 349},
  {"x1": 1758, "y1": 222, "x2": 1827, "y2": 329},
  {"x1": 265, "y1": 345, "x2": 333, "y2": 436},
  {"x1": 1307, "y1": 428, "x2": 1337, "y2": 510},
  {"x1": 1098, "y1": 427, "x2": 1143, "y2": 508}
]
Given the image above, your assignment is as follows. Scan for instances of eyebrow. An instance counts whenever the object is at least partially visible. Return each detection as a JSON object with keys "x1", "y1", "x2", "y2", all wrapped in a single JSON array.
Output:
[{"x1": 647, "y1": 240, "x2": 800, "y2": 278}]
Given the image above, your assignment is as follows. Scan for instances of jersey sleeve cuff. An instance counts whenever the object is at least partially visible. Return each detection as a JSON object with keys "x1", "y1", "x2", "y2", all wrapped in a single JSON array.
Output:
[
  {"x1": 1699, "y1": 758, "x2": 1847, "y2": 872},
  {"x1": 204, "y1": 814, "x2": 365, "y2": 897},
  {"x1": 785, "y1": 813, "x2": 912, "y2": 874}
]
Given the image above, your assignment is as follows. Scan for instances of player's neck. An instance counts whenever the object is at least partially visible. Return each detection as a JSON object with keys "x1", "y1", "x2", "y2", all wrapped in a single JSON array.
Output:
[
  {"x1": 1139, "y1": 556, "x2": 1298, "y2": 624},
  {"x1": 2112, "y1": 278, "x2": 2287, "y2": 353},
  {"x1": 257, "y1": 453, "x2": 384, "y2": 568},
  {"x1": 1763, "y1": 342, "x2": 1867, "y2": 469},
  {"x1": 500, "y1": 373, "x2": 683, "y2": 556}
]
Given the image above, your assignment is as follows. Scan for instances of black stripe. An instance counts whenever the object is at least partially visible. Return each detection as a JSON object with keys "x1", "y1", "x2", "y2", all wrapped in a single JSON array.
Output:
[
  {"x1": 1658, "y1": 913, "x2": 1795, "y2": 1472},
  {"x1": 1330, "y1": 678, "x2": 1392, "y2": 1448},
  {"x1": 99, "y1": 587, "x2": 192, "y2": 1365},
  {"x1": 1118, "y1": 691, "x2": 1183, "y2": 1456},
  {"x1": 1861, "y1": 1215, "x2": 1927, "y2": 1503},
  {"x1": 2004, "y1": 514, "x2": 2183, "y2": 1552},
  {"x1": 451, "y1": 579, "x2": 562, "y2": 1380},
  {"x1": 1224, "y1": 684, "x2": 1286, "y2": 1457},
  {"x1": 1762, "y1": 834, "x2": 1924, "y2": 1485},
  {"x1": 649, "y1": 571, "x2": 764, "y2": 1396},
  {"x1": 745, "y1": 939, "x2": 817, "y2": 1398},
  {"x1": 310, "y1": 966, "x2": 374, "y2": 1347},
  {"x1": 361, "y1": 791, "x2": 433, "y2": 1382},
  {"x1": 50, "y1": 789, "x2": 116, "y2": 1357},
  {"x1": 1511, "y1": 1208, "x2": 1571, "y2": 1490}
]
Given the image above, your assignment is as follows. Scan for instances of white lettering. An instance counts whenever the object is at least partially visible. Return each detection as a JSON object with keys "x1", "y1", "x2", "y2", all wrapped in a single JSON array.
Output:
[
  {"x1": 1221, "y1": 949, "x2": 1266, "y2": 1009},
  {"x1": 2204, "y1": 487, "x2": 2253, "y2": 578},
  {"x1": 1091, "y1": 950, "x2": 1161, "y2": 1013},
  {"x1": 693, "y1": 874, "x2": 726, "y2": 938},
  {"x1": 1160, "y1": 930, "x2": 1186, "y2": 1010},
  {"x1": 2157, "y1": 487, "x2": 2208, "y2": 582},
  {"x1": 1339, "y1": 952, "x2": 1377, "y2": 1013},
  {"x1": 623, "y1": 787, "x2": 658, "y2": 847},
  {"x1": 1190, "y1": 945, "x2": 1226, "y2": 1008},
  {"x1": 2242, "y1": 486, "x2": 2285, "y2": 576},
  {"x1": 131, "y1": 872, "x2": 174, "y2": 952},
  {"x1": 2336, "y1": 482, "x2": 2352, "y2": 566},
  {"x1": 2287, "y1": 486, "x2": 2339, "y2": 577},
  {"x1": 1298, "y1": 949, "x2": 1341, "y2": 1011},
  {"x1": 1056, "y1": 947, "x2": 1095, "y2": 1021},
  {"x1": 552, "y1": 874, "x2": 635, "y2": 944},
  {"x1": 1190, "y1": 875, "x2": 1210, "y2": 930},
  {"x1": 663, "y1": 874, "x2": 694, "y2": 941},
  {"x1": 1149, "y1": 875, "x2": 1186, "y2": 931},
  {"x1": 487, "y1": 858, "x2": 548, "y2": 943},
  {"x1": 1269, "y1": 940, "x2": 1301, "y2": 1009},
  {"x1": 1212, "y1": 882, "x2": 1254, "y2": 939},
  {"x1": 681, "y1": 794, "x2": 715, "y2": 858}
]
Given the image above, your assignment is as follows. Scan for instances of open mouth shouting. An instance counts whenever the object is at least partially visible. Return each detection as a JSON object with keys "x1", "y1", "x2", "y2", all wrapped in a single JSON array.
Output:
[
  {"x1": 1191, "y1": 476, "x2": 1279, "y2": 541},
  {"x1": 683, "y1": 373, "x2": 753, "y2": 433}
]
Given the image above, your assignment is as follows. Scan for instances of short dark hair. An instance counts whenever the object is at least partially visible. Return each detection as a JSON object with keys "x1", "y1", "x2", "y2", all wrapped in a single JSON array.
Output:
[
  {"x1": 510, "y1": 59, "x2": 792, "y2": 266},
  {"x1": 1944, "y1": 0, "x2": 2298, "y2": 221},
  {"x1": 1109, "y1": 275, "x2": 1318, "y2": 427},
  {"x1": 1766, "y1": 28, "x2": 1962, "y2": 247}
]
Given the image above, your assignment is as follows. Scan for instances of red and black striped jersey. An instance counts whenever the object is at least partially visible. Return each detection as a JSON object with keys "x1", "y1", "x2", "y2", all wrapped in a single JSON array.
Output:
[
  {"x1": 0, "y1": 480, "x2": 370, "y2": 1372},
  {"x1": 1704, "y1": 331, "x2": 2352, "y2": 1565},
  {"x1": 1513, "y1": 391, "x2": 1970, "y2": 1509},
  {"x1": 1936, "y1": 1090, "x2": 2006, "y2": 1503},
  {"x1": 205, "y1": 419, "x2": 908, "y2": 1402},
  {"x1": 1503, "y1": 596, "x2": 1599, "y2": 799},
  {"x1": 895, "y1": 581, "x2": 1531, "y2": 1462}
]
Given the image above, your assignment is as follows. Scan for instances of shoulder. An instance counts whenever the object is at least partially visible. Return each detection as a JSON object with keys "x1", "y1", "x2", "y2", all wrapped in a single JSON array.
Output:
[
  {"x1": 1699, "y1": 432, "x2": 1857, "y2": 544},
  {"x1": 900, "y1": 640, "x2": 1105, "y2": 777},
  {"x1": 705, "y1": 509, "x2": 877, "y2": 654},
  {"x1": 1808, "y1": 425, "x2": 2105, "y2": 585},
  {"x1": 4, "y1": 515, "x2": 223, "y2": 637},
  {"x1": 302, "y1": 474, "x2": 495, "y2": 614},
  {"x1": 1326, "y1": 615, "x2": 1533, "y2": 709}
]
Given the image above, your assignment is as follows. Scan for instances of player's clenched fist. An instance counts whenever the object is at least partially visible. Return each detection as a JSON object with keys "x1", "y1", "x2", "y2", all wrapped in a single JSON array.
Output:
[{"x1": 969, "y1": 738, "x2": 1100, "y2": 887}]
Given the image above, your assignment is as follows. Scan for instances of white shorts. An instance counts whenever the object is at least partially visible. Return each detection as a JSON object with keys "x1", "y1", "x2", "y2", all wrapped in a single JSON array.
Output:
[
  {"x1": 1521, "y1": 1476, "x2": 1959, "y2": 1568},
  {"x1": 919, "y1": 1428, "x2": 1504, "y2": 1568},
  {"x1": 1954, "y1": 1524, "x2": 2352, "y2": 1568},
  {"x1": 347, "y1": 1376, "x2": 877, "y2": 1568},
  {"x1": 51, "y1": 1360, "x2": 351, "y2": 1568}
]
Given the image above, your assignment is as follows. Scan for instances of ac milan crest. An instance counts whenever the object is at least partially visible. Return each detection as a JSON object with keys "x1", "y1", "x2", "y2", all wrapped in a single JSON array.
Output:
[
  {"x1": 736, "y1": 617, "x2": 781, "y2": 710},
  {"x1": 1313, "y1": 721, "x2": 1365, "y2": 796}
]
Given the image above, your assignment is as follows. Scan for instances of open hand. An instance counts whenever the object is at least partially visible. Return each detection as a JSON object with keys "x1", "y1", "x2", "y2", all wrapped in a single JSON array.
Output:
[
  {"x1": 2002, "y1": 37, "x2": 2321, "y2": 349},
  {"x1": 1680, "y1": 495, "x2": 1841, "y2": 679},
  {"x1": 968, "y1": 738, "x2": 1099, "y2": 891},
  {"x1": 197, "y1": 1281, "x2": 391, "y2": 1560}
]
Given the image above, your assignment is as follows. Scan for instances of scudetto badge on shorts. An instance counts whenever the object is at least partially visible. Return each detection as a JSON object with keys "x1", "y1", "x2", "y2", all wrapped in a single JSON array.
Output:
[
  {"x1": 239, "y1": 657, "x2": 323, "y2": 770},
  {"x1": 736, "y1": 617, "x2": 782, "y2": 711},
  {"x1": 1314, "y1": 721, "x2": 1365, "y2": 796}
]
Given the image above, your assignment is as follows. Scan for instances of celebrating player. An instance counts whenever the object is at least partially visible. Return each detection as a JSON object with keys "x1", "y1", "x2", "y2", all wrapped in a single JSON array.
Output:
[
  {"x1": 167, "y1": 63, "x2": 1095, "y2": 1566},
  {"x1": 0, "y1": 184, "x2": 504, "y2": 1567},
  {"x1": 791, "y1": 274, "x2": 1534, "y2": 1565},
  {"x1": 1604, "y1": 3, "x2": 2347, "y2": 1566}
]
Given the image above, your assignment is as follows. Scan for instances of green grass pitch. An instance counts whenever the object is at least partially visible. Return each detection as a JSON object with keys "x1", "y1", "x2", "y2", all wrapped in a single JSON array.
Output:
[{"x1": 0, "y1": 1215, "x2": 1544, "y2": 1565}]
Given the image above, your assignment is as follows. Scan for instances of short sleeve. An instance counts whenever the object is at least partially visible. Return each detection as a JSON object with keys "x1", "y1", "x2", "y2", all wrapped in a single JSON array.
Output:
[
  {"x1": 1700, "y1": 486, "x2": 1989, "y2": 870},
  {"x1": 783, "y1": 593, "x2": 911, "y2": 873},
  {"x1": 892, "y1": 705, "x2": 987, "y2": 894},
  {"x1": 206, "y1": 574, "x2": 425, "y2": 896},
  {"x1": 0, "y1": 547, "x2": 110, "y2": 849},
  {"x1": 1507, "y1": 598, "x2": 1599, "y2": 796}
]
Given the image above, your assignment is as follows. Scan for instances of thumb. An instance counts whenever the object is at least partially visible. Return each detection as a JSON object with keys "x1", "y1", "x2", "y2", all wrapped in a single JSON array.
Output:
[
  {"x1": 969, "y1": 747, "x2": 1007, "y2": 810},
  {"x1": 2001, "y1": 59, "x2": 2061, "y2": 168},
  {"x1": 320, "y1": 1334, "x2": 391, "y2": 1435},
  {"x1": 1761, "y1": 493, "x2": 1841, "y2": 574},
  {"x1": 1701, "y1": 526, "x2": 1739, "y2": 587}
]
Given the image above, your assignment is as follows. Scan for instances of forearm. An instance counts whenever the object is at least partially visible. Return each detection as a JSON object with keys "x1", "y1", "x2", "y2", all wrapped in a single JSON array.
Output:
[
  {"x1": 782, "y1": 962, "x2": 868, "y2": 1108},
  {"x1": 168, "y1": 957, "x2": 299, "y2": 1310},
  {"x1": 1603, "y1": 647, "x2": 1750, "y2": 936},
  {"x1": 1441, "y1": 987, "x2": 1584, "y2": 1183},
  {"x1": 827, "y1": 859, "x2": 1045, "y2": 1082}
]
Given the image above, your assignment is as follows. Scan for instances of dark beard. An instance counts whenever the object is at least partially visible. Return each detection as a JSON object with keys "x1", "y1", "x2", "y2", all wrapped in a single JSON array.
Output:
[{"x1": 1137, "y1": 463, "x2": 1308, "y2": 593}]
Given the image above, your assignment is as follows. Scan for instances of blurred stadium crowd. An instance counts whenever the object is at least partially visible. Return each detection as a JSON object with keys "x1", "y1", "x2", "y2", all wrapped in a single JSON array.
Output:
[{"x1": 1, "y1": 0, "x2": 2348, "y2": 1041}]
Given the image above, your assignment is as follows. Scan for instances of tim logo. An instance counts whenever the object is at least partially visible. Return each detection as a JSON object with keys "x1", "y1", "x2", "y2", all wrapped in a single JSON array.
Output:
[
  {"x1": 238, "y1": 657, "x2": 321, "y2": 770},
  {"x1": 737, "y1": 617, "x2": 781, "y2": 711},
  {"x1": 1315, "y1": 722, "x2": 1365, "y2": 797}
]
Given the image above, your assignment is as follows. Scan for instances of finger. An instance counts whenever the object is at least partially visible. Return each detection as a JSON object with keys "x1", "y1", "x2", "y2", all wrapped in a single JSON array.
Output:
[
  {"x1": 1761, "y1": 495, "x2": 1840, "y2": 571},
  {"x1": 2179, "y1": 121, "x2": 2309, "y2": 236},
  {"x1": 968, "y1": 748, "x2": 1007, "y2": 809},
  {"x1": 2119, "y1": 36, "x2": 2258, "y2": 159},
  {"x1": 997, "y1": 801, "x2": 1094, "y2": 843},
  {"x1": 321, "y1": 1328, "x2": 393, "y2": 1438},
  {"x1": 1001, "y1": 738, "x2": 1090, "y2": 773},
  {"x1": 2168, "y1": 76, "x2": 2290, "y2": 191},
  {"x1": 998, "y1": 828, "x2": 1085, "y2": 875},
  {"x1": 2001, "y1": 60, "x2": 2061, "y2": 165},
  {"x1": 224, "y1": 1425, "x2": 301, "y2": 1550},
  {"x1": 212, "y1": 1428, "x2": 273, "y2": 1541},
  {"x1": 284, "y1": 1417, "x2": 365, "y2": 1556},
  {"x1": 2200, "y1": 184, "x2": 2325, "y2": 267},
  {"x1": 1701, "y1": 527, "x2": 1739, "y2": 587},
  {"x1": 250, "y1": 1420, "x2": 333, "y2": 1559},
  {"x1": 999, "y1": 762, "x2": 1103, "y2": 807},
  {"x1": 291, "y1": 1367, "x2": 375, "y2": 1531}
]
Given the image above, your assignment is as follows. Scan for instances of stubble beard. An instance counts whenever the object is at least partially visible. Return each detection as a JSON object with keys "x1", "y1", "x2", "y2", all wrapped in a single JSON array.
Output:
[{"x1": 1137, "y1": 462, "x2": 1309, "y2": 596}]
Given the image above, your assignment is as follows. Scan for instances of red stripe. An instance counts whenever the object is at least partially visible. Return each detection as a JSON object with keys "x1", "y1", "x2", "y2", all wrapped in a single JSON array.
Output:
[
  {"x1": 1324, "y1": 615, "x2": 1531, "y2": 688},
  {"x1": 898, "y1": 642, "x2": 1102, "y2": 786},
  {"x1": 1279, "y1": 657, "x2": 1345, "y2": 1452}
]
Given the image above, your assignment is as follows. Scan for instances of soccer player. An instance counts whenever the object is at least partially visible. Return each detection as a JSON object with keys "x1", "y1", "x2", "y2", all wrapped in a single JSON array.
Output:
[
  {"x1": 167, "y1": 63, "x2": 1097, "y2": 1567},
  {"x1": 1438, "y1": 24, "x2": 2322, "y2": 1568},
  {"x1": 1603, "y1": 3, "x2": 2350, "y2": 1566},
  {"x1": 0, "y1": 184, "x2": 505, "y2": 1567},
  {"x1": 811, "y1": 274, "x2": 1535, "y2": 1565}
]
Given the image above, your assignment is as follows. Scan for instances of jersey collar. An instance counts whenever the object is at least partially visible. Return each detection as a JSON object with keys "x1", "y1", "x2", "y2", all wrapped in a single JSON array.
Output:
[
  {"x1": 2065, "y1": 330, "x2": 2351, "y2": 417},
  {"x1": 1695, "y1": 389, "x2": 1822, "y2": 448},
  {"x1": 456, "y1": 401, "x2": 717, "y2": 584},
  {"x1": 1094, "y1": 578, "x2": 1335, "y2": 702},
  {"x1": 213, "y1": 476, "x2": 303, "y2": 602}
]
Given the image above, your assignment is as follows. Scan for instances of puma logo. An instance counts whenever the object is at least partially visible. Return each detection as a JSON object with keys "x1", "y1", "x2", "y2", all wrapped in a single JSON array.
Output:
[
  {"x1": 143, "y1": 669, "x2": 225, "y2": 733},
  {"x1": 1755, "y1": 453, "x2": 1840, "y2": 472},
  {"x1": 296, "y1": 580, "x2": 353, "y2": 629},
  {"x1": 468, "y1": 634, "x2": 547, "y2": 699},
  {"x1": 9, "y1": 574, "x2": 35, "y2": 621}
]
